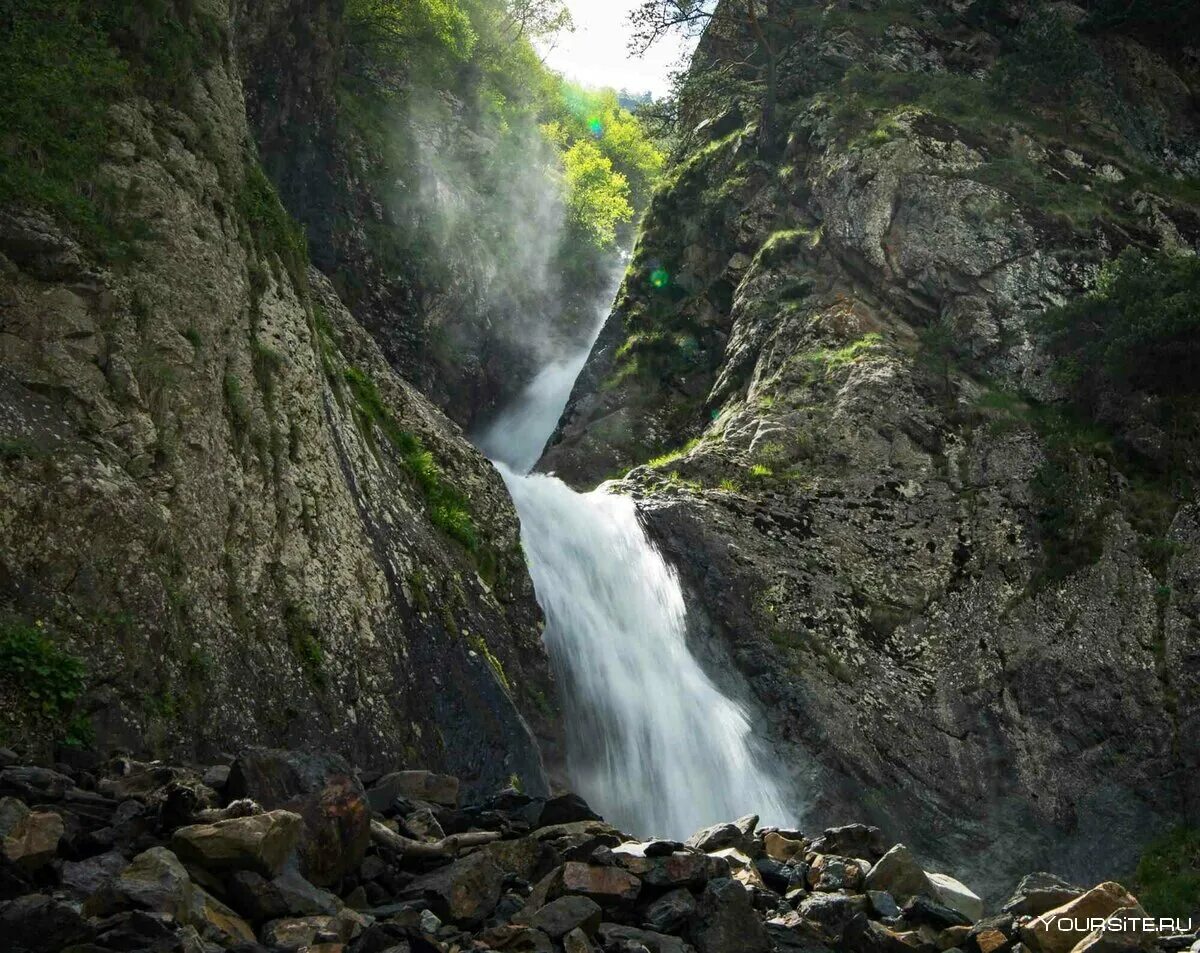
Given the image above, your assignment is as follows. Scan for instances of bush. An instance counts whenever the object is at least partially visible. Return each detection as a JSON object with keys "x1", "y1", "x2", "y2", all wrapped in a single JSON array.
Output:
[
  {"x1": 990, "y1": 8, "x2": 1103, "y2": 106},
  {"x1": 1134, "y1": 827, "x2": 1200, "y2": 916},
  {"x1": 0, "y1": 621, "x2": 86, "y2": 716}
]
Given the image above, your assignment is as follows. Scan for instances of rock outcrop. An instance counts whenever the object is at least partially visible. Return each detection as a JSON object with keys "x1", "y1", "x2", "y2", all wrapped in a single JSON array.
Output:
[
  {"x1": 0, "y1": 0, "x2": 558, "y2": 793},
  {"x1": 540, "y1": 0, "x2": 1200, "y2": 896}
]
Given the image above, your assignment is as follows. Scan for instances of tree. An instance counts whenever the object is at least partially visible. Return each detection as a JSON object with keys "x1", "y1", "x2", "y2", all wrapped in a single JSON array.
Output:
[
  {"x1": 500, "y1": 0, "x2": 573, "y2": 43},
  {"x1": 562, "y1": 140, "x2": 634, "y2": 248},
  {"x1": 628, "y1": 0, "x2": 796, "y2": 152}
]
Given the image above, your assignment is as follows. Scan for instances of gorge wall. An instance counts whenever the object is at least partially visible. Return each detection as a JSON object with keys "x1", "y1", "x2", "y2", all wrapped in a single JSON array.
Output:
[
  {"x1": 541, "y1": 0, "x2": 1200, "y2": 898},
  {"x1": 0, "y1": 0, "x2": 559, "y2": 796}
]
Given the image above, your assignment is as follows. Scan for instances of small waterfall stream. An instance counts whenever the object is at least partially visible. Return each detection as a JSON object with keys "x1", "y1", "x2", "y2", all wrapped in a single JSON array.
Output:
[{"x1": 478, "y1": 317, "x2": 793, "y2": 840}]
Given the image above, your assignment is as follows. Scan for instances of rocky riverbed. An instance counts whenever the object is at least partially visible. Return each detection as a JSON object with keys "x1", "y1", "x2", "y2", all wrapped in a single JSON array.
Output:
[{"x1": 1, "y1": 746, "x2": 1194, "y2": 953}]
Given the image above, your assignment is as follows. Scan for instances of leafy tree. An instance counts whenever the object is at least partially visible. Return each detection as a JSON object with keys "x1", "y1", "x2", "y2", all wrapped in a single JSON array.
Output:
[{"x1": 562, "y1": 140, "x2": 633, "y2": 248}]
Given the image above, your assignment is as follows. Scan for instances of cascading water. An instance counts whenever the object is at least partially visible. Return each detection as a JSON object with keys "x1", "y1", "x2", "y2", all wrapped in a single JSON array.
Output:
[{"x1": 479, "y1": 311, "x2": 794, "y2": 840}]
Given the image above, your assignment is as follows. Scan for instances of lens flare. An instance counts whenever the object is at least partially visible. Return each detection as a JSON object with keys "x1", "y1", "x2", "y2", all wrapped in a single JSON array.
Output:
[
  {"x1": 650, "y1": 267, "x2": 670, "y2": 289},
  {"x1": 587, "y1": 117, "x2": 604, "y2": 137}
]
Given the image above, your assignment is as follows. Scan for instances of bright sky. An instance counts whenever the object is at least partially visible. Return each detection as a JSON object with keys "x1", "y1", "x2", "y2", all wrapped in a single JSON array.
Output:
[{"x1": 538, "y1": 0, "x2": 699, "y2": 98}]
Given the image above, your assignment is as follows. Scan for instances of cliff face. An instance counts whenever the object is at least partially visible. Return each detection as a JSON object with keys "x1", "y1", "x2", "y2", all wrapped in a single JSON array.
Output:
[
  {"x1": 0, "y1": 0, "x2": 557, "y2": 796},
  {"x1": 541, "y1": 0, "x2": 1200, "y2": 895}
]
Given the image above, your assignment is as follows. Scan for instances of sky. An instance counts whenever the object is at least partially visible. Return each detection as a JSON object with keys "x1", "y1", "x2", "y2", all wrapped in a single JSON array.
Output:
[{"x1": 538, "y1": 0, "x2": 700, "y2": 98}]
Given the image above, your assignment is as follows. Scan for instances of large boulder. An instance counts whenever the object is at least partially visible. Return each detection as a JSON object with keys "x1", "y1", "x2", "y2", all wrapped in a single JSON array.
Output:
[
  {"x1": 171, "y1": 810, "x2": 303, "y2": 877},
  {"x1": 691, "y1": 877, "x2": 771, "y2": 953},
  {"x1": 612, "y1": 842, "x2": 727, "y2": 887},
  {"x1": 528, "y1": 895, "x2": 602, "y2": 939},
  {"x1": 226, "y1": 868, "x2": 340, "y2": 923},
  {"x1": 0, "y1": 799, "x2": 62, "y2": 870},
  {"x1": 366, "y1": 769, "x2": 461, "y2": 811},
  {"x1": 0, "y1": 894, "x2": 95, "y2": 952},
  {"x1": 1002, "y1": 873, "x2": 1084, "y2": 917},
  {"x1": 1019, "y1": 882, "x2": 1141, "y2": 953},
  {"x1": 561, "y1": 861, "x2": 642, "y2": 904},
  {"x1": 928, "y1": 871, "x2": 985, "y2": 922},
  {"x1": 227, "y1": 748, "x2": 371, "y2": 886},
  {"x1": 865, "y1": 844, "x2": 935, "y2": 900},
  {"x1": 402, "y1": 850, "x2": 506, "y2": 926}
]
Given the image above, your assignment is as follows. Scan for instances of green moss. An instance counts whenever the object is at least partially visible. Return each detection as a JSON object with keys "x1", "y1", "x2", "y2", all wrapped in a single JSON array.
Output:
[
  {"x1": 343, "y1": 365, "x2": 478, "y2": 550},
  {"x1": 0, "y1": 438, "x2": 37, "y2": 460},
  {"x1": 1133, "y1": 827, "x2": 1200, "y2": 916},
  {"x1": 647, "y1": 437, "x2": 700, "y2": 469},
  {"x1": 468, "y1": 632, "x2": 510, "y2": 692},
  {"x1": 237, "y1": 161, "x2": 309, "y2": 293}
]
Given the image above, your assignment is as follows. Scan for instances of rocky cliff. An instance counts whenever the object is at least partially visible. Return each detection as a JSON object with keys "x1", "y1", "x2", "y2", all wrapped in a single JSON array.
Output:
[
  {"x1": 541, "y1": 0, "x2": 1200, "y2": 897},
  {"x1": 0, "y1": 0, "x2": 558, "y2": 795}
]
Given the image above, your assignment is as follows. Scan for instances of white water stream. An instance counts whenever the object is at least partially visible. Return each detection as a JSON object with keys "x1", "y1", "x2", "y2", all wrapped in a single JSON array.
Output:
[{"x1": 478, "y1": 315, "x2": 794, "y2": 839}]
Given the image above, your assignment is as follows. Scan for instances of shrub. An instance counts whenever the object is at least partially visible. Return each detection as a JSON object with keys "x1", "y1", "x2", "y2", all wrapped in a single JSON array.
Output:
[
  {"x1": 990, "y1": 8, "x2": 1103, "y2": 106},
  {"x1": 1134, "y1": 827, "x2": 1200, "y2": 916},
  {"x1": 0, "y1": 621, "x2": 86, "y2": 716}
]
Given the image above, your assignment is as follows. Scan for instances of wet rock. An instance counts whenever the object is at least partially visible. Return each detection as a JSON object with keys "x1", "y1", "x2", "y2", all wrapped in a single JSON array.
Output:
[
  {"x1": 869, "y1": 890, "x2": 903, "y2": 920},
  {"x1": 755, "y1": 855, "x2": 803, "y2": 893},
  {"x1": 1019, "y1": 883, "x2": 1140, "y2": 953},
  {"x1": 366, "y1": 770, "x2": 460, "y2": 811},
  {"x1": 61, "y1": 849, "x2": 129, "y2": 898},
  {"x1": 402, "y1": 850, "x2": 505, "y2": 925},
  {"x1": 643, "y1": 886, "x2": 697, "y2": 933},
  {"x1": 902, "y1": 894, "x2": 973, "y2": 929},
  {"x1": 528, "y1": 895, "x2": 602, "y2": 938},
  {"x1": 538, "y1": 792, "x2": 601, "y2": 827},
  {"x1": 865, "y1": 845, "x2": 935, "y2": 900},
  {"x1": 227, "y1": 749, "x2": 371, "y2": 886},
  {"x1": 171, "y1": 809, "x2": 303, "y2": 877},
  {"x1": 1002, "y1": 873, "x2": 1084, "y2": 918},
  {"x1": 692, "y1": 877, "x2": 771, "y2": 953},
  {"x1": 0, "y1": 893, "x2": 95, "y2": 952}
]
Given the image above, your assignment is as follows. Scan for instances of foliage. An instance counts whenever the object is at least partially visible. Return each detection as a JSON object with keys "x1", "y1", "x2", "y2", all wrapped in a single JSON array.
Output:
[
  {"x1": 0, "y1": 620, "x2": 87, "y2": 716},
  {"x1": 0, "y1": 0, "x2": 222, "y2": 259},
  {"x1": 343, "y1": 366, "x2": 479, "y2": 549},
  {"x1": 1134, "y1": 827, "x2": 1200, "y2": 916},
  {"x1": 991, "y1": 8, "x2": 1103, "y2": 106},
  {"x1": 561, "y1": 140, "x2": 633, "y2": 248},
  {"x1": 237, "y1": 162, "x2": 310, "y2": 291}
]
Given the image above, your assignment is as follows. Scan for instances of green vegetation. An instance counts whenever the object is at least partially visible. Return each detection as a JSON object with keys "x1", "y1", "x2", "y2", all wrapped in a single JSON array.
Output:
[
  {"x1": 0, "y1": 620, "x2": 86, "y2": 716},
  {"x1": 1038, "y1": 249, "x2": 1200, "y2": 485},
  {"x1": 0, "y1": 1, "x2": 223, "y2": 260},
  {"x1": 468, "y1": 631, "x2": 510, "y2": 691},
  {"x1": 344, "y1": 366, "x2": 478, "y2": 549},
  {"x1": 1134, "y1": 827, "x2": 1200, "y2": 916},
  {"x1": 647, "y1": 437, "x2": 700, "y2": 469},
  {"x1": 237, "y1": 162, "x2": 310, "y2": 291}
]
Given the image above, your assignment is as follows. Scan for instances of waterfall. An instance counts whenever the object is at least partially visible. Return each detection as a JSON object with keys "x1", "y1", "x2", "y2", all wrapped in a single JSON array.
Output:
[{"x1": 479, "y1": 315, "x2": 795, "y2": 840}]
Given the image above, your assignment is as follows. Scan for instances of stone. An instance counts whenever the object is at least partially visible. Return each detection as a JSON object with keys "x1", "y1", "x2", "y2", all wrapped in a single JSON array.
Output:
[
  {"x1": 202, "y1": 765, "x2": 231, "y2": 790},
  {"x1": 529, "y1": 895, "x2": 602, "y2": 938},
  {"x1": 903, "y1": 894, "x2": 973, "y2": 929},
  {"x1": 928, "y1": 872, "x2": 984, "y2": 922},
  {"x1": 61, "y1": 849, "x2": 129, "y2": 898},
  {"x1": 811, "y1": 823, "x2": 888, "y2": 860},
  {"x1": 975, "y1": 928, "x2": 1012, "y2": 953},
  {"x1": 756, "y1": 856, "x2": 804, "y2": 893},
  {"x1": 687, "y1": 821, "x2": 743, "y2": 852},
  {"x1": 611, "y1": 842, "x2": 725, "y2": 887},
  {"x1": 1002, "y1": 874, "x2": 1084, "y2": 918},
  {"x1": 564, "y1": 925, "x2": 598, "y2": 953},
  {"x1": 475, "y1": 924, "x2": 556, "y2": 951},
  {"x1": 799, "y1": 891, "x2": 869, "y2": 937},
  {"x1": 227, "y1": 749, "x2": 371, "y2": 886},
  {"x1": 538, "y1": 792, "x2": 601, "y2": 827},
  {"x1": 865, "y1": 845, "x2": 935, "y2": 900},
  {"x1": 810, "y1": 853, "x2": 864, "y2": 892},
  {"x1": 1019, "y1": 883, "x2": 1141, "y2": 953},
  {"x1": 599, "y1": 922, "x2": 689, "y2": 953},
  {"x1": 171, "y1": 809, "x2": 303, "y2": 876},
  {"x1": 643, "y1": 886, "x2": 697, "y2": 933},
  {"x1": 692, "y1": 877, "x2": 771, "y2": 953},
  {"x1": 403, "y1": 850, "x2": 505, "y2": 925},
  {"x1": 561, "y1": 860, "x2": 642, "y2": 903},
  {"x1": 262, "y1": 915, "x2": 341, "y2": 950},
  {"x1": 366, "y1": 770, "x2": 460, "y2": 810},
  {"x1": 941, "y1": 927, "x2": 973, "y2": 950},
  {"x1": 0, "y1": 893, "x2": 95, "y2": 952},
  {"x1": 870, "y1": 891, "x2": 903, "y2": 920},
  {"x1": 764, "y1": 831, "x2": 805, "y2": 862},
  {"x1": 227, "y1": 868, "x2": 339, "y2": 923},
  {"x1": 643, "y1": 838, "x2": 685, "y2": 857},
  {"x1": 1070, "y1": 906, "x2": 1156, "y2": 953},
  {"x1": 0, "y1": 805, "x2": 63, "y2": 870},
  {"x1": 400, "y1": 807, "x2": 445, "y2": 842}
]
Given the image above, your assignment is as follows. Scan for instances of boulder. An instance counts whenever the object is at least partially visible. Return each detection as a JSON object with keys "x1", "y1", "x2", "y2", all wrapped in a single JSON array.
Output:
[
  {"x1": 928, "y1": 872, "x2": 984, "y2": 922},
  {"x1": 171, "y1": 809, "x2": 303, "y2": 877},
  {"x1": 869, "y1": 890, "x2": 903, "y2": 920},
  {"x1": 1019, "y1": 883, "x2": 1140, "y2": 953},
  {"x1": 811, "y1": 823, "x2": 888, "y2": 860},
  {"x1": 227, "y1": 749, "x2": 371, "y2": 886},
  {"x1": 61, "y1": 849, "x2": 129, "y2": 898},
  {"x1": 226, "y1": 868, "x2": 339, "y2": 923},
  {"x1": 366, "y1": 770, "x2": 460, "y2": 810},
  {"x1": 403, "y1": 850, "x2": 505, "y2": 925},
  {"x1": 612, "y1": 842, "x2": 726, "y2": 887},
  {"x1": 1002, "y1": 873, "x2": 1084, "y2": 918},
  {"x1": 1071, "y1": 905, "x2": 1156, "y2": 953},
  {"x1": 561, "y1": 860, "x2": 642, "y2": 903},
  {"x1": 643, "y1": 887, "x2": 697, "y2": 933},
  {"x1": 764, "y1": 830, "x2": 805, "y2": 862},
  {"x1": 692, "y1": 877, "x2": 771, "y2": 953},
  {"x1": 0, "y1": 801, "x2": 63, "y2": 870},
  {"x1": 0, "y1": 893, "x2": 95, "y2": 952},
  {"x1": 902, "y1": 894, "x2": 973, "y2": 929},
  {"x1": 600, "y1": 922, "x2": 689, "y2": 953},
  {"x1": 538, "y1": 792, "x2": 601, "y2": 827},
  {"x1": 687, "y1": 821, "x2": 744, "y2": 852},
  {"x1": 529, "y1": 895, "x2": 602, "y2": 938},
  {"x1": 564, "y1": 925, "x2": 599, "y2": 953},
  {"x1": 865, "y1": 844, "x2": 935, "y2": 900}
]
